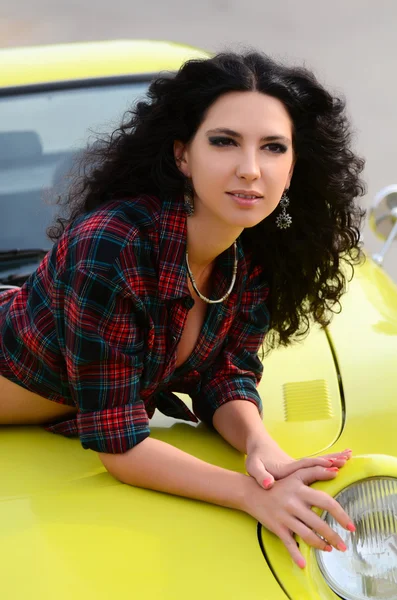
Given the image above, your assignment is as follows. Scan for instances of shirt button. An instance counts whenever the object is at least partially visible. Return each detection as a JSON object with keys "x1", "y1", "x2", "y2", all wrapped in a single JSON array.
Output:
[{"x1": 172, "y1": 334, "x2": 177, "y2": 343}]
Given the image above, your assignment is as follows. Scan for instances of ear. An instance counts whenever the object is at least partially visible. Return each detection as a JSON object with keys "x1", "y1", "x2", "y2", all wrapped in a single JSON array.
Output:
[
  {"x1": 173, "y1": 140, "x2": 190, "y2": 177},
  {"x1": 286, "y1": 156, "x2": 296, "y2": 188}
]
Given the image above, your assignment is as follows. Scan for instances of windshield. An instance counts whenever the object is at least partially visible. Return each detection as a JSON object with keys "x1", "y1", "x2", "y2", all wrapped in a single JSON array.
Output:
[{"x1": 0, "y1": 82, "x2": 150, "y2": 252}]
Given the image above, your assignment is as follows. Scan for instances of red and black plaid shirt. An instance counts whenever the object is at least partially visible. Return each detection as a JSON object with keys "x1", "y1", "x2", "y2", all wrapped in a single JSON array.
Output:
[{"x1": 0, "y1": 195, "x2": 270, "y2": 453}]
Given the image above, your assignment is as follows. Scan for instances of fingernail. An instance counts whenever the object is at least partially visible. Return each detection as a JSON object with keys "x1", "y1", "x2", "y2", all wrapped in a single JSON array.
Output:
[
  {"x1": 343, "y1": 449, "x2": 352, "y2": 453},
  {"x1": 346, "y1": 522, "x2": 356, "y2": 532},
  {"x1": 325, "y1": 467, "x2": 339, "y2": 472},
  {"x1": 263, "y1": 478, "x2": 273, "y2": 489},
  {"x1": 324, "y1": 545, "x2": 333, "y2": 552},
  {"x1": 337, "y1": 542, "x2": 347, "y2": 552},
  {"x1": 297, "y1": 558, "x2": 306, "y2": 569}
]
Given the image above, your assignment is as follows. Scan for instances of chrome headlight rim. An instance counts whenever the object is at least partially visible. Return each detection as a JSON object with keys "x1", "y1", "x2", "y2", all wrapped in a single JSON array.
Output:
[{"x1": 314, "y1": 476, "x2": 397, "y2": 600}]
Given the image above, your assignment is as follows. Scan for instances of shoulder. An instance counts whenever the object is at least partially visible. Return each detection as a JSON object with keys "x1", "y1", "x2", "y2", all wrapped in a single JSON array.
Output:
[{"x1": 55, "y1": 195, "x2": 163, "y2": 276}]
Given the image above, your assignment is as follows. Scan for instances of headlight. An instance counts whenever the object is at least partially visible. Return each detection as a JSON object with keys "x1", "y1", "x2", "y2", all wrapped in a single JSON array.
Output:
[{"x1": 315, "y1": 477, "x2": 397, "y2": 600}]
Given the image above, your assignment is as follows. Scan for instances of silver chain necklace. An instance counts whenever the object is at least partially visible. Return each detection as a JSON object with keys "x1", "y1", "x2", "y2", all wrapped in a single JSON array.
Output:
[{"x1": 185, "y1": 241, "x2": 238, "y2": 304}]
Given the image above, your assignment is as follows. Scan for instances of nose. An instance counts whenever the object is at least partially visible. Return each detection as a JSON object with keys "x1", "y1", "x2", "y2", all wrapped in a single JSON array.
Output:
[{"x1": 236, "y1": 151, "x2": 261, "y2": 181}]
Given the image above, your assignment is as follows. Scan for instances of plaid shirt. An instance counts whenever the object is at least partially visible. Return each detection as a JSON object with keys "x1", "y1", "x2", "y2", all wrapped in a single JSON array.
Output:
[{"x1": 0, "y1": 195, "x2": 270, "y2": 454}]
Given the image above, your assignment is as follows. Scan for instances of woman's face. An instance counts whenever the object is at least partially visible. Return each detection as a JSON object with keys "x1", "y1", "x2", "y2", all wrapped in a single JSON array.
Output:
[{"x1": 175, "y1": 90, "x2": 295, "y2": 230}]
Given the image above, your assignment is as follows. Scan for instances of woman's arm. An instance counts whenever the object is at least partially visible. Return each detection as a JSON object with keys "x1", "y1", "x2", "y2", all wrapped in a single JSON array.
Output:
[
  {"x1": 98, "y1": 436, "x2": 248, "y2": 510},
  {"x1": 212, "y1": 399, "x2": 351, "y2": 489},
  {"x1": 212, "y1": 399, "x2": 273, "y2": 453},
  {"x1": 98, "y1": 436, "x2": 354, "y2": 569}
]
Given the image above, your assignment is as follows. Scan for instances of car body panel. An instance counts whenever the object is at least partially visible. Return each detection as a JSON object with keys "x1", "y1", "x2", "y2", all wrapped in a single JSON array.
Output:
[
  {"x1": 0, "y1": 40, "x2": 208, "y2": 88},
  {"x1": 0, "y1": 421, "x2": 287, "y2": 600}
]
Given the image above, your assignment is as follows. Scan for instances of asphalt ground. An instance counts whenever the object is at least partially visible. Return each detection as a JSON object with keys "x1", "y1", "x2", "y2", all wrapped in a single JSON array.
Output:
[{"x1": 2, "y1": 0, "x2": 397, "y2": 279}]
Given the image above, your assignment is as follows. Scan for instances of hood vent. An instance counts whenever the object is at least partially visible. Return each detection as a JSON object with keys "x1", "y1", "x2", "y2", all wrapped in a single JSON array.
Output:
[{"x1": 283, "y1": 379, "x2": 333, "y2": 422}]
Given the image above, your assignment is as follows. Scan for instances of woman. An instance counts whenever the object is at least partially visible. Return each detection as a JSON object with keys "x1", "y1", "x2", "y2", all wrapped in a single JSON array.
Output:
[{"x1": 0, "y1": 50, "x2": 365, "y2": 568}]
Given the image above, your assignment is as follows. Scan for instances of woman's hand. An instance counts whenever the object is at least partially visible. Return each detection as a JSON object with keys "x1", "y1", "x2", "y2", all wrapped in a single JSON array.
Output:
[
  {"x1": 242, "y1": 465, "x2": 355, "y2": 568},
  {"x1": 245, "y1": 438, "x2": 352, "y2": 489}
]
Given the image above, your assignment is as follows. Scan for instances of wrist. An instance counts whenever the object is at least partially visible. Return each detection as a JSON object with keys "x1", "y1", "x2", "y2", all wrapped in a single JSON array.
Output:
[
  {"x1": 239, "y1": 473, "x2": 260, "y2": 513},
  {"x1": 213, "y1": 400, "x2": 269, "y2": 455},
  {"x1": 246, "y1": 429, "x2": 278, "y2": 455}
]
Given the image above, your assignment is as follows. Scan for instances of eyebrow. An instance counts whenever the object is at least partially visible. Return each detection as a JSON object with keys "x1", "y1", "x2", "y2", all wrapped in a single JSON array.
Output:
[{"x1": 206, "y1": 128, "x2": 291, "y2": 144}]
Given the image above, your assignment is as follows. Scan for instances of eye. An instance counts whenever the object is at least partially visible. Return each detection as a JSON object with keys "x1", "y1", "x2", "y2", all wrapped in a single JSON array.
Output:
[
  {"x1": 263, "y1": 143, "x2": 288, "y2": 154},
  {"x1": 208, "y1": 136, "x2": 237, "y2": 147}
]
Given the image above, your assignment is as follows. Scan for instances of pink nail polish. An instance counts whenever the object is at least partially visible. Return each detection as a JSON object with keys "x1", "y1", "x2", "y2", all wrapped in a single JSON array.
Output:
[
  {"x1": 346, "y1": 522, "x2": 356, "y2": 532},
  {"x1": 324, "y1": 545, "x2": 333, "y2": 552},
  {"x1": 326, "y1": 467, "x2": 339, "y2": 472},
  {"x1": 337, "y1": 542, "x2": 347, "y2": 552},
  {"x1": 263, "y1": 478, "x2": 273, "y2": 489},
  {"x1": 297, "y1": 558, "x2": 306, "y2": 569}
]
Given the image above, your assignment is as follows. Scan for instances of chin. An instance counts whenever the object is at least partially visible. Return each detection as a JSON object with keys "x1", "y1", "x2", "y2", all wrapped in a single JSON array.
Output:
[{"x1": 229, "y1": 213, "x2": 271, "y2": 229}]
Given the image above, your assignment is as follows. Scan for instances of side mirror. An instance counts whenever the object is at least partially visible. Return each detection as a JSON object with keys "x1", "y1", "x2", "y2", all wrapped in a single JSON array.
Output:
[{"x1": 369, "y1": 185, "x2": 397, "y2": 266}]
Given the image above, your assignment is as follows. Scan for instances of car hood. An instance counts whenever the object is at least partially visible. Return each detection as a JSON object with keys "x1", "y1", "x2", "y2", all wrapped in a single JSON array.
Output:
[
  {"x1": 0, "y1": 325, "x2": 341, "y2": 600},
  {"x1": 1, "y1": 420, "x2": 286, "y2": 600},
  {"x1": 1, "y1": 257, "x2": 396, "y2": 599},
  {"x1": 0, "y1": 318, "x2": 342, "y2": 600}
]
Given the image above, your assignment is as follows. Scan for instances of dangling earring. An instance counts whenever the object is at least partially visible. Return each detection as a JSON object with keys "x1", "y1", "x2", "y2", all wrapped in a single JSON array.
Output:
[
  {"x1": 184, "y1": 179, "x2": 195, "y2": 216},
  {"x1": 276, "y1": 190, "x2": 292, "y2": 229}
]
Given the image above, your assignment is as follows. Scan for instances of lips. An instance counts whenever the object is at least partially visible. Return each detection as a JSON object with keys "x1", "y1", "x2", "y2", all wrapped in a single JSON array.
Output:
[
  {"x1": 227, "y1": 192, "x2": 262, "y2": 207},
  {"x1": 227, "y1": 191, "x2": 263, "y2": 199}
]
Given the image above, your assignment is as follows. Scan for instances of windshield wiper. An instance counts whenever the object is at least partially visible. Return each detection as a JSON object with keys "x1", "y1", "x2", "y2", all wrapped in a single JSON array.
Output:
[{"x1": 0, "y1": 248, "x2": 50, "y2": 263}]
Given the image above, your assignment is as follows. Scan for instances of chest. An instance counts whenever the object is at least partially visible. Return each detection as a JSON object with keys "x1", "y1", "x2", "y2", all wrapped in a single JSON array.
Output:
[
  {"x1": 140, "y1": 274, "x2": 240, "y2": 391},
  {"x1": 174, "y1": 295, "x2": 208, "y2": 368}
]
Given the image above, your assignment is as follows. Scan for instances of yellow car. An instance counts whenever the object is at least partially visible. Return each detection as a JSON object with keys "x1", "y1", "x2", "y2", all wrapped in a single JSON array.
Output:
[{"x1": 1, "y1": 41, "x2": 397, "y2": 600}]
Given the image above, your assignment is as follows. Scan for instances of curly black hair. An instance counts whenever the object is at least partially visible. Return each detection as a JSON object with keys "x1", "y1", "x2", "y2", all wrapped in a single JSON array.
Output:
[{"x1": 48, "y1": 50, "x2": 366, "y2": 350}]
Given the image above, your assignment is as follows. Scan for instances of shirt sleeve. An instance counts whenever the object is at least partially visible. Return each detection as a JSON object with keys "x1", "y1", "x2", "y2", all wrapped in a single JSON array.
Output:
[
  {"x1": 58, "y1": 263, "x2": 150, "y2": 454},
  {"x1": 191, "y1": 263, "x2": 270, "y2": 426}
]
